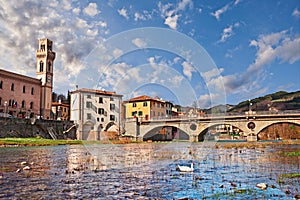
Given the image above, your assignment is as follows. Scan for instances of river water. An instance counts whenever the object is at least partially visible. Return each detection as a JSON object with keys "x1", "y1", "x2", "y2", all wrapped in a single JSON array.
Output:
[{"x1": 0, "y1": 142, "x2": 299, "y2": 199}]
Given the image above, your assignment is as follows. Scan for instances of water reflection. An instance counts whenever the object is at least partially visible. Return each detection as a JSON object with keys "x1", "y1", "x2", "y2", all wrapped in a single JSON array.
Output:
[{"x1": 0, "y1": 143, "x2": 299, "y2": 199}]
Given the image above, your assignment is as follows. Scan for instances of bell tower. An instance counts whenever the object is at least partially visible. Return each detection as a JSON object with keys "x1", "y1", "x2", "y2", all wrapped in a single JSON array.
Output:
[{"x1": 36, "y1": 38, "x2": 56, "y2": 119}]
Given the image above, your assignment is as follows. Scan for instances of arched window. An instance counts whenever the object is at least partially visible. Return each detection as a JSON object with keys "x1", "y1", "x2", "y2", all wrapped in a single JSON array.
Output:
[
  {"x1": 40, "y1": 61, "x2": 44, "y2": 72},
  {"x1": 31, "y1": 87, "x2": 34, "y2": 95},
  {"x1": 23, "y1": 85, "x2": 26, "y2": 93},
  {"x1": 47, "y1": 61, "x2": 51, "y2": 72},
  {"x1": 0, "y1": 80, "x2": 2, "y2": 89},
  {"x1": 30, "y1": 102, "x2": 33, "y2": 109},
  {"x1": 11, "y1": 83, "x2": 14, "y2": 91},
  {"x1": 21, "y1": 100, "x2": 25, "y2": 108}
]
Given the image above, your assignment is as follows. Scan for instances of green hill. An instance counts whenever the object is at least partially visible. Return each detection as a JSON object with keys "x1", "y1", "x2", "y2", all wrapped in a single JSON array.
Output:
[{"x1": 228, "y1": 90, "x2": 300, "y2": 113}]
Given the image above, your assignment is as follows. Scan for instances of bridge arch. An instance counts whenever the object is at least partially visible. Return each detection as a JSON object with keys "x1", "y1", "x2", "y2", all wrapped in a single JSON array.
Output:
[
  {"x1": 198, "y1": 123, "x2": 247, "y2": 141},
  {"x1": 143, "y1": 125, "x2": 189, "y2": 141},
  {"x1": 257, "y1": 121, "x2": 300, "y2": 140}
]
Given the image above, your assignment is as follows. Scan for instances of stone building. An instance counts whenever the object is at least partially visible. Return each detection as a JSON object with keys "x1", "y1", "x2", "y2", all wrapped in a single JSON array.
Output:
[
  {"x1": 0, "y1": 38, "x2": 55, "y2": 119},
  {"x1": 70, "y1": 88, "x2": 123, "y2": 140}
]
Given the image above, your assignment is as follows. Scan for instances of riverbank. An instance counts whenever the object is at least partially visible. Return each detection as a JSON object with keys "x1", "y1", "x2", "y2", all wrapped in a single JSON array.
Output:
[
  {"x1": 0, "y1": 138, "x2": 82, "y2": 147},
  {"x1": 215, "y1": 140, "x2": 300, "y2": 149},
  {"x1": 1, "y1": 138, "x2": 300, "y2": 148}
]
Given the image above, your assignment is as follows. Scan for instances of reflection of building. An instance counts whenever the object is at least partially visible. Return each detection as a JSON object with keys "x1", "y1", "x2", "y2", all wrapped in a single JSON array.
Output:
[
  {"x1": 70, "y1": 88, "x2": 123, "y2": 140},
  {"x1": 51, "y1": 100, "x2": 70, "y2": 121},
  {"x1": 124, "y1": 95, "x2": 173, "y2": 120},
  {"x1": 0, "y1": 38, "x2": 55, "y2": 119}
]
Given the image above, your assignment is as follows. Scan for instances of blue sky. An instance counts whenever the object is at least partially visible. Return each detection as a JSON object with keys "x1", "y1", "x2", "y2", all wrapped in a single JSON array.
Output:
[{"x1": 0, "y1": 0, "x2": 299, "y2": 108}]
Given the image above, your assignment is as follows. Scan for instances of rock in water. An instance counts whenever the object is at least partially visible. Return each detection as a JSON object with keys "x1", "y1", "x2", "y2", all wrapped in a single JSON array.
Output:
[{"x1": 256, "y1": 183, "x2": 268, "y2": 190}]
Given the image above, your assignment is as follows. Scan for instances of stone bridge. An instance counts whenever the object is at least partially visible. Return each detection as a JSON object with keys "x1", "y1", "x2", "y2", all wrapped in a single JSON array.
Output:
[{"x1": 124, "y1": 112, "x2": 300, "y2": 142}]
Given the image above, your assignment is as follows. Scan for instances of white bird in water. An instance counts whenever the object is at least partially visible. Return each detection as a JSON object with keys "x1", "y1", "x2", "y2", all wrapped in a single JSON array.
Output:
[{"x1": 177, "y1": 163, "x2": 194, "y2": 172}]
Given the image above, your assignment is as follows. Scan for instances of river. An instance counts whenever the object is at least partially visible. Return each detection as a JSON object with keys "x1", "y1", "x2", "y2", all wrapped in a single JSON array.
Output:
[{"x1": 0, "y1": 142, "x2": 299, "y2": 199}]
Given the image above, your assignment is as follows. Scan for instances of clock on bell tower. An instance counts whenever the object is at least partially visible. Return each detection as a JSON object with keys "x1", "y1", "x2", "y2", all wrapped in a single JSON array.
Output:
[{"x1": 36, "y1": 38, "x2": 56, "y2": 119}]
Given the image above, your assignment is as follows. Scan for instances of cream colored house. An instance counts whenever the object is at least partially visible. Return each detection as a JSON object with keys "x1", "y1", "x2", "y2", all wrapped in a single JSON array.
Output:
[{"x1": 70, "y1": 88, "x2": 122, "y2": 140}]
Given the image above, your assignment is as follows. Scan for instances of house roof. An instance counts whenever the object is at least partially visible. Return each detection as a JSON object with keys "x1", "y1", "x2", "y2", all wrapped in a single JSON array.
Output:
[
  {"x1": 70, "y1": 88, "x2": 122, "y2": 97},
  {"x1": 125, "y1": 95, "x2": 171, "y2": 104}
]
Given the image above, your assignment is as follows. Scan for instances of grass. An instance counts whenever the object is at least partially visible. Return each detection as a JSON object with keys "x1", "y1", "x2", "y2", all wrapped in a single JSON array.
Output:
[
  {"x1": 0, "y1": 138, "x2": 82, "y2": 146},
  {"x1": 284, "y1": 151, "x2": 300, "y2": 157}
]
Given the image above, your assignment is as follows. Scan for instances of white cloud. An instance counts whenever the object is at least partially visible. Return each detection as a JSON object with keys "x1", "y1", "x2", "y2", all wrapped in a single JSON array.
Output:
[
  {"x1": 248, "y1": 30, "x2": 300, "y2": 73},
  {"x1": 164, "y1": 14, "x2": 179, "y2": 30},
  {"x1": 182, "y1": 61, "x2": 196, "y2": 80},
  {"x1": 292, "y1": 8, "x2": 300, "y2": 18},
  {"x1": 72, "y1": 7, "x2": 81, "y2": 15},
  {"x1": 201, "y1": 68, "x2": 224, "y2": 82},
  {"x1": 132, "y1": 38, "x2": 147, "y2": 48},
  {"x1": 158, "y1": 0, "x2": 193, "y2": 30},
  {"x1": 219, "y1": 22, "x2": 239, "y2": 43},
  {"x1": 0, "y1": 1, "x2": 106, "y2": 95},
  {"x1": 83, "y1": 3, "x2": 99, "y2": 17},
  {"x1": 118, "y1": 8, "x2": 129, "y2": 20},
  {"x1": 134, "y1": 11, "x2": 152, "y2": 21},
  {"x1": 177, "y1": 0, "x2": 193, "y2": 11},
  {"x1": 211, "y1": 4, "x2": 230, "y2": 20}
]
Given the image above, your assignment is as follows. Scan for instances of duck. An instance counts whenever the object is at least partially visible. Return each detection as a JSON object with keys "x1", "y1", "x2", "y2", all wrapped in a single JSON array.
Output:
[{"x1": 177, "y1": 163, "x2": 194, "y2": 172}]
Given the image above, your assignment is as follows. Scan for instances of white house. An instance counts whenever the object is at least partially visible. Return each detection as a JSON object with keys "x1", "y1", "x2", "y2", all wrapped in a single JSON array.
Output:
[{"x1": 70, "y1": 88, "x2": 122, "y2": 140}]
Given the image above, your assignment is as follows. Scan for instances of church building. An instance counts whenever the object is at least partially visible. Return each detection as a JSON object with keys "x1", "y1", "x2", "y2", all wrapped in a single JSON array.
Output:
[{"x1": 0, "y1": 38, "x2": 55, "y2": 119}]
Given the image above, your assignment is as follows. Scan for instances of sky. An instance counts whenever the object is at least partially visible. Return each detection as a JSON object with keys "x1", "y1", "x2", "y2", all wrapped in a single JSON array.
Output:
[{"x1": 0, "y1": 0, "x2": 299, "y2": 108}]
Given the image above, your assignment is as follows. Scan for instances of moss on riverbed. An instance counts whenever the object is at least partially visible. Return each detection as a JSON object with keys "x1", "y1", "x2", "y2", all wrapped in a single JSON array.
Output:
[{"x1": 0, "y1": 138, "x2": 82, "y2": 146}]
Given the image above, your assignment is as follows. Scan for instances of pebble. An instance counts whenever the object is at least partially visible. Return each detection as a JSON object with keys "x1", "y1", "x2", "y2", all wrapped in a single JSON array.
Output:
[
  {"x1": 21, "y1": 161, "x2": 27, "y2": 165},
  {"x1": 23, "y1": 166, "x2": 31, "y2": 170}
]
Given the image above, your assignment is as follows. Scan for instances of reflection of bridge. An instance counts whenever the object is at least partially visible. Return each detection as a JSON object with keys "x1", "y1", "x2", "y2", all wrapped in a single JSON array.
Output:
[{"x1": 124, "y1": 112, "x2": 300, "y2": 142}]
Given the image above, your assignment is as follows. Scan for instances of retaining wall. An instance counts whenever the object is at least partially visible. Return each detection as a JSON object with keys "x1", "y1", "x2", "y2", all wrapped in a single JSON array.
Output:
[{"x1": 0, "y1": 117, "x2": 77, "y2": 139}]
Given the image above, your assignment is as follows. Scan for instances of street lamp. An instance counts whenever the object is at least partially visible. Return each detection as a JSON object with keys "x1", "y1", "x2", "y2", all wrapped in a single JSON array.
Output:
[
  {"x1": 4, "y1": 101, "x2": 7, "y2": 117},
  {"x1": 248, "y1": 99, "x2": 252, "y2": 114}
]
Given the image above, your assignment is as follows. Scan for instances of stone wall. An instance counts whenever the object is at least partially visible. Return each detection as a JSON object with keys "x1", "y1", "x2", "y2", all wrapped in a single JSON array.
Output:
[{"x1": 0, "y1": 117, "x2": 77, "y2": 139}]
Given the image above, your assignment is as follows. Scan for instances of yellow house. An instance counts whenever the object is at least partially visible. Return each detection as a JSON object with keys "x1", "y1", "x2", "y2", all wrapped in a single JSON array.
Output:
[{"x1": 124, "y1": 95, "x2": 173, "y2": 120}]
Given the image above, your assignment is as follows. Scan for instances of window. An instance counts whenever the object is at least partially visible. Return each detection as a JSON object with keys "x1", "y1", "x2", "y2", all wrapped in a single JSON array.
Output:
[
  {"x1": 110, "y1": 103, "x2": 115, "y2": 110},
  {"x1": 133, "y1": 103, "x2": 137, "y2": 107},
  {"x1": 30, "y1": 102, "x2": 33, "y2": 109},
  {"x1": 97, "y1": 117, "x2": 99, "y2": 122},
  {"x1": 132, "y1": 111, "x2": 137, "y2": 116},
  {"x1": 110, "y1": 115, "x2": 115, "y2": 121},
  {"x1": 23, "y1": 86, "x2": 26, "y2": 93},
  {"x1": 101, "y1": 118, "x2": 104, "y2": 122},
  {"x1": 0, "y1": 97, "x2": 2, "y2": 105},
  {"x1": 138, "y1": 111, "x2": 143, "y2": 116},
  {"x1": 0, "y1": 81, "x2": 2, "y2": 89},
  {"x1": 110, "y1": 97, "x2": 114, "y2": 101},
  {"x1": 87, "y1": 113, "x2": 91, "y2": 120},
  {"x1": 40, "y1": 61, "x2": 44, "y2": 72},
  {"x1": 98, "y1": 108, "x2": 104, "y2": 114},
  {"x1": 99, "y1": 97, "x2": 103, "y2": 103},
  {"x1": 31, "y1": 87, "x2": 34, "y2": 95},
  {"x1": 87, "y1": 95, "x2": 91, "y2": 99},
  {"x1": 11, "y1": 83, "x2": 14, "y2": 91},
  {"x1": 22, "y1": 100, "x2": 25, "y2": 108},
  {"x1": 41, "y1": 44, "x2": 45, "y2": 51},
  {"x1": 86, "y1": 102, "x2": 92, "y2": 108},
  {"x1": 143, "y1": 102, "x2": 147, "y2": 107},
  {"x1": 47, "y1": 61, "x2": 51, "y2": 72},
  {"x1": 9, "y1": 100, "x2": 12, "y2": 106}
]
